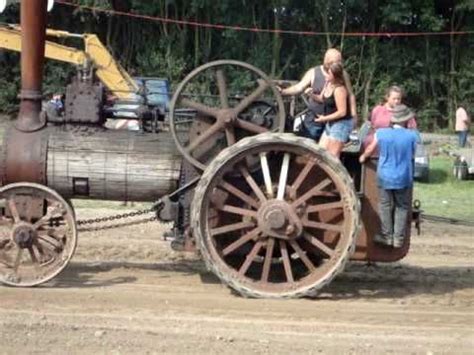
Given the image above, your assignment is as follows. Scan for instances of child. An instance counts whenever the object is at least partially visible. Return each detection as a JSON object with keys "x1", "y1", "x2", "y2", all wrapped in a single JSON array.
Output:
[{"x1": 359, "y1": 104, "x2": 418, "y2": 248}]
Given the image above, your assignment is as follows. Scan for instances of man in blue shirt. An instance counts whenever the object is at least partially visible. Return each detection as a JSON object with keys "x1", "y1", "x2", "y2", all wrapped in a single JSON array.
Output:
[{"x1": 359, "y1": 104, "x2": 418, "y2": 248}]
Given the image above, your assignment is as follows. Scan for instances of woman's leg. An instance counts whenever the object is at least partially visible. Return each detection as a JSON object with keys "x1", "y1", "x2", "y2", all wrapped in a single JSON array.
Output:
[
  {"x1": 319, "y1": 132, "x2": 330, "y2": 149},
  {"x1": 326, "y1": 138, "x2": 345, "y2": 158}
]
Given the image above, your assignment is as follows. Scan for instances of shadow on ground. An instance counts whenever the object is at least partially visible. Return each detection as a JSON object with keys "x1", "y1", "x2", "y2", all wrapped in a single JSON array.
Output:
[{"x1": 48, "y1": 259, "x2": 473, "y2": 301}]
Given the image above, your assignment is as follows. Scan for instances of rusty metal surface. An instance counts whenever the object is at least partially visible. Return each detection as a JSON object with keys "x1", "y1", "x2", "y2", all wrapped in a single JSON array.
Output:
[
  {"x1": 351, "y1": 159, "x2": 410, "y2": 262},
  {"x1": 192, "y1": 133, "x2": 360, "y2": 298},
  {"x1": 169, "y1": 60, "x2": 286, "y2": 171},
  {"x1": 2, "y1": 127, "x2": 48, "y2": 185},
  {"x1": 63, "y1": 79, "x2": 104, "y2": 124},
  {"x1": 0, "y1": 182, "x2": 77, "y2": 287},
  {"x1": 15, "y1": 0, "x2": 47, "y2": 132}
]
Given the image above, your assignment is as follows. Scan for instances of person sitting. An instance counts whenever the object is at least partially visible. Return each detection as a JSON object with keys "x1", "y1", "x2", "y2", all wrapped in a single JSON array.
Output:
[
  {"x1": 278, "y1": 48, "x2": 357, "y2": 141},
  {"x1": 359, "y1": 104, "x2": 418, "y2": 248}
]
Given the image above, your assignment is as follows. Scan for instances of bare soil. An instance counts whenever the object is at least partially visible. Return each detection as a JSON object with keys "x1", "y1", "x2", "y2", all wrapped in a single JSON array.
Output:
[{"x1": 1, "y1": 207, "x2": 473, "y2": 354}]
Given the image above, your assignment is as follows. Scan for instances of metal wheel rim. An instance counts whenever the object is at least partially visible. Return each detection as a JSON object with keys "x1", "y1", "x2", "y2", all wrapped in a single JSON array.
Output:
[
  {"x1": 169, "y1": 60, "x2": 286, "y2": 171},
  {"x1": 192, "y1": 133, "x2": 360, "y2": 298}
]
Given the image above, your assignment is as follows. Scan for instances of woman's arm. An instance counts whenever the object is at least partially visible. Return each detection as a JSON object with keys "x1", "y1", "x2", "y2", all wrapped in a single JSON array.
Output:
[{"x1": 315, "y1": 86, "x2": 348, "y2": 122}]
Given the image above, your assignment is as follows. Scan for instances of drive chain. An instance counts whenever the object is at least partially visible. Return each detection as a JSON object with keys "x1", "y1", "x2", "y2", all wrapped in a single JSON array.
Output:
[{"x1": 76, "y1": 200, "x2": 165, "y2": 232}]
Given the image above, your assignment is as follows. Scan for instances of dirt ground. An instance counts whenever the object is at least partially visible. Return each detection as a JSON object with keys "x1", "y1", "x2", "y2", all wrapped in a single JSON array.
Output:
[{"x1": 0, "y1": 207, "x2": 473, "y2": 354}]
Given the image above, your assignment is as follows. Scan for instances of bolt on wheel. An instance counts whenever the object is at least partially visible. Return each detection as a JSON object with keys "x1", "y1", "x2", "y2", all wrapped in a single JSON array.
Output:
[
  {"x1": 192, "y1": 133, "x2": 360, "y2": 298},
  {"x1": 0, "y1": 183, "x2": 77, "y2": 287}
]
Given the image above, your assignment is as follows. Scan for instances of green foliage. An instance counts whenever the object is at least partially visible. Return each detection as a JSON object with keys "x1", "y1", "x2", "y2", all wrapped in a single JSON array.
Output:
[
  {"x1": 0, "y1": 0, "x2": 471, "y2": 132},
  {"x1": 414, "y1": 156, "x2": 474, "y2": 220}
]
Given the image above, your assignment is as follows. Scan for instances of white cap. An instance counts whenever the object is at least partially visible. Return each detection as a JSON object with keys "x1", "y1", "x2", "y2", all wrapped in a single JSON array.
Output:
[{"x1": 0, "y1": 0, "x2": 54, "y2": 14}]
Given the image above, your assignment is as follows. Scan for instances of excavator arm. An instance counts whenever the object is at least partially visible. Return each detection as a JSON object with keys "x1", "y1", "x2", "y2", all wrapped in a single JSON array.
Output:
[{"x1": 0, "y1": 25, "x2": 139, "y2": 100}]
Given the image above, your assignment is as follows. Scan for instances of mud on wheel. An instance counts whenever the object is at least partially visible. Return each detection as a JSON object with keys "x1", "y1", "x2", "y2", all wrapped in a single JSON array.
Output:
[
  {"x1": 192, "y1": 133, "x2": 360, "y2": 298},
  {"x1": 0, "y1": 183, "x2": 77, "y2": 287}
]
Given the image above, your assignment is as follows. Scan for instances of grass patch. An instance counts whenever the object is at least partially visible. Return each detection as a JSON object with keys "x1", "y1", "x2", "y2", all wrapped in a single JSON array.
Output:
[{"x1": 414, "y1": 156, "x2": 474, "y2": 220}]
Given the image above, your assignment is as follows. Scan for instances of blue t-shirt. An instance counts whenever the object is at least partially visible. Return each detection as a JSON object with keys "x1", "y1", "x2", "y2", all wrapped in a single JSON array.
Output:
[{"x1": 376, "y1": 127, "x2": 418, "y2": 189}]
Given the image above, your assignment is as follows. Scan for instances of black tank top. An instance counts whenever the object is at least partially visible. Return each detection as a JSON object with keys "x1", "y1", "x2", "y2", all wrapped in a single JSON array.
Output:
[
  {"x1": 307, "y1": 66, "x2": 326, "y2": 115},
  {"x1": 323, "y1": 88, "x2": 351, "y2": 120}
]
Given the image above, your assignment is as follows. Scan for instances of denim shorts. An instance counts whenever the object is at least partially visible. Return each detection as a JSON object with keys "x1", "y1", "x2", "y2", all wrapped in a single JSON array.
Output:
[{"x1": 324, "y1": 118, "x2": 353, "y2": 142}]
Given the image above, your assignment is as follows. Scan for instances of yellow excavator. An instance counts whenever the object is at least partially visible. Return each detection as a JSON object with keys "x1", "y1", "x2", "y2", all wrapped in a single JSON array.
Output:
[
  {"x1": 0, "y1": 24, "x2": 138, "y2": 100},
  {"x1": 0, "y1": 24, "x2": 170, "y2": 130}
]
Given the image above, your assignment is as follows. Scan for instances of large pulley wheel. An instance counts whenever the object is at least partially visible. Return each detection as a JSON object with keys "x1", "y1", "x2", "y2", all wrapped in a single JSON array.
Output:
[
  {"x1": 0, "y1": 183, "x2": 77, "y2": 287},
  {"x1": 192, "y1": 133, "x2": 360, "y2": 298},
  {"x1": 170, "y1": 60, "x2": 285, "y2": 171}
]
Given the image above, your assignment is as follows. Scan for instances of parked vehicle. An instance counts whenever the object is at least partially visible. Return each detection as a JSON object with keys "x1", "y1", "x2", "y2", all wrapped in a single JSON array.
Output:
[
  {"x1": 452, "y1": 148, "x2": 474, "y2": 180},
  {"x1": 414, "y1": 143, "x2": 430, "y2": 182}
]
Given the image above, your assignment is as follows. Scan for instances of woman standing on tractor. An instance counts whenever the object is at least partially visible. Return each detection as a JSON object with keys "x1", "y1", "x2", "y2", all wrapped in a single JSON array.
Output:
[{"x1": 311, "y1": 62, "x2": 353, "y2": 158}]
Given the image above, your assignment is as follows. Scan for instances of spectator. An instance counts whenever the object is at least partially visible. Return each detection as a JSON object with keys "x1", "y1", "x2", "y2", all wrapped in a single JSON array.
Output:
[
  {"x1": 364, "y1": 86, "x2": 417, "y2": 151},
  {"x1": 455, "y1": 105, "x2": 470, "y2": 148},
  {"x1": 278, "y1": 48, "x2": 357, "y2": 141},
  {"x1": 359, "y1": 104, "x2": 418, "y2": 248}
]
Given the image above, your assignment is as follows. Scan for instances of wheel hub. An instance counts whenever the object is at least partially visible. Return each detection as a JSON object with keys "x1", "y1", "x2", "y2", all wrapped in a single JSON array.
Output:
[
  {"x1": 11, "y1": 222, "x2": 37, "y2": 249},
  {"x1": 257, "y1": 200, "x2": 302, "y2": 240},
  {"x1": 217, "y1": 109, "x2": 237, "y2": 125}
]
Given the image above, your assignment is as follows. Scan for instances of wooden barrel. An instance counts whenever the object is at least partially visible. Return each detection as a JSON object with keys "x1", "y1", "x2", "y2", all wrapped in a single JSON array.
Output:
[{"x1": 46, "y1": 127, "x2": 182, "y2": 202}]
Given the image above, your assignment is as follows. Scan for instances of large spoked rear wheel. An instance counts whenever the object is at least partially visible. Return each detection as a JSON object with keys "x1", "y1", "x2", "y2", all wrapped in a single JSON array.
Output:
[
  {"x1": 192, "y1": 133, "x2": 360, "y2": 298},
  {"x1": 169, "y1": 60, "x2": 285, "y2": 171}
]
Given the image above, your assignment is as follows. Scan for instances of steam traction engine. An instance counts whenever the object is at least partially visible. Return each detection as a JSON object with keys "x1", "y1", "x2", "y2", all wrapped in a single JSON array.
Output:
[{"x1": 0, "y1": 1, "x2": 414, "y2": 298}]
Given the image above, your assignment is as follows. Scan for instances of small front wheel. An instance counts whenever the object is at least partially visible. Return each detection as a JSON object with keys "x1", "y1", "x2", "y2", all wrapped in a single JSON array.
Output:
[{"x1": 0, "y1": 183, "x2": 77, "y2": 287}]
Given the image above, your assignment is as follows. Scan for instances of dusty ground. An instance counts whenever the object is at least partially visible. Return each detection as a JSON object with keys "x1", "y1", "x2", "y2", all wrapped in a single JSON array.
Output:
[{"x1": 0, "y1": 207, "x2": 473, "y2": 354}]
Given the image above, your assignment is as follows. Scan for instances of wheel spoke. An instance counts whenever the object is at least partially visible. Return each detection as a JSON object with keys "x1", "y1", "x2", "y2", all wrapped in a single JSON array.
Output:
[
  {"x1": 277, "y1": 153, "x2": 290, "y2": 200},
  {"x1": 302, "y1": 220, "x2": 343, "y2": 233},
  {"x1": 238, "y1": 240, "x2": 263, "y2": 276},
  {"x1": 216, "y1": 69, "x2": 229, "y2": 109},
  {"x1": 292, "y1": 178, "x2": 332, "y2": 208},
  {"x1": 306, "y1": 201, "x2": 344, "y2": 214},
  {"x1": 13, "y1": 248, "x2": 23, "y2": 272},
  {"x1": 222, "y1": 227, "x2": 260, "y2": 256},
  {"x1": 8, "y1": 198, "x2": 20, "y2": 223},
  {"x1": 233, "y1": 80, "x2": 269, "y2": 115},
  {"x1": 32, "y1": 204, "x2": 65, "y2": 230},
  {"x1": 225, "y1": 127, "x2": 236, "y2": 146},
  {"x1": 186, "y1": 122, "x2": 223, "y2": 154},
  {"x1": 27, "y1": 246, "x2": 39, "y2": 265},
  {"x1": 211, "y1": 221, "x2": 255, "y2": 236},
  {"x1": 219, "y1": 182, "x2": 260, "y2": 209},
  {"x1": 290, "y1": 159, "x2": 316, "y2": 193},
  {"x1": 181, "y1": 97, "x2": 219, "y2": 118},
  {"x1": 289, "y1": 240, "x2": 316, "y2": 272},
  {"x1": 219, "y1": 204, "x2": 258, "y2": 218},
  {"x1": 279, "y1": 240, "x2": 294, "y2": 283},
  {"x1": 261, "y1": 238, "x2": 275, "y2": 282},
  {"x1": 239, "y1": 166, "x2": 267, "y2": 203},
  {"x1": 235, "y1": 118, "x2": 268, "y2": 134},
  {"x1": 303, "y1": 232, "x2": 335, "y2": 257},
  {"x1": 37, "y1": 235, "x2": 63, "y2": 252},
  {"x1": 259, "y1": 153, "x2": 274, "y2": 198}
]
